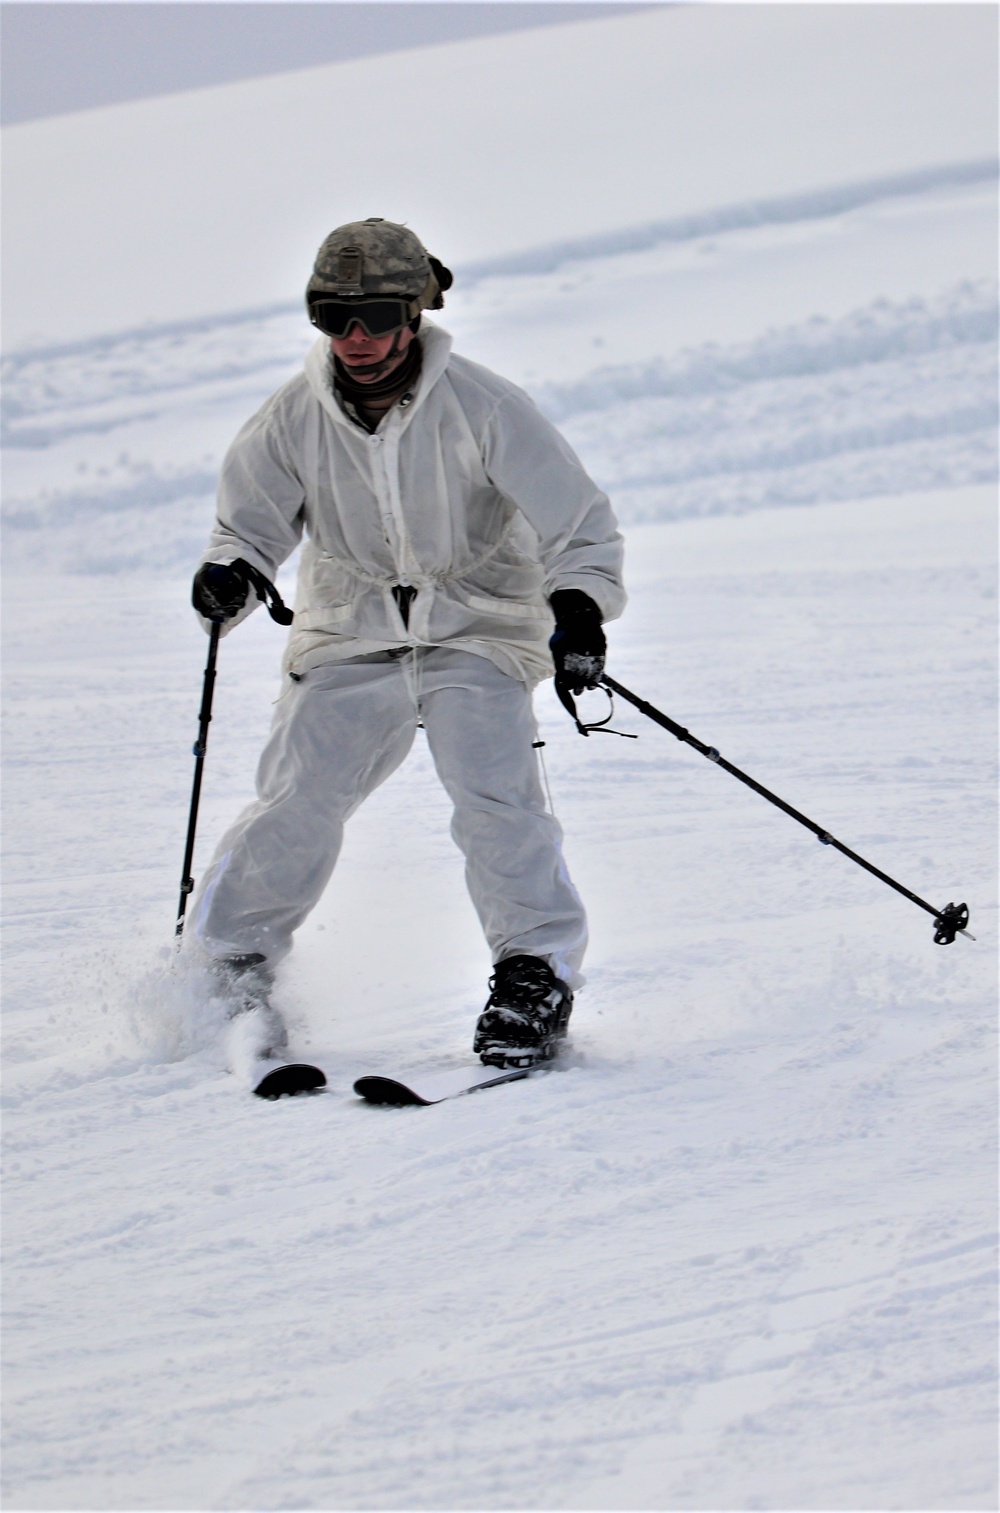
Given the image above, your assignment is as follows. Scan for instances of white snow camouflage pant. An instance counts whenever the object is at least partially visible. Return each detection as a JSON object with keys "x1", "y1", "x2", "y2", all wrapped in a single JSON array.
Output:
[{"x1": 191, "y1": 647, "x2": 587, "y2": 987}]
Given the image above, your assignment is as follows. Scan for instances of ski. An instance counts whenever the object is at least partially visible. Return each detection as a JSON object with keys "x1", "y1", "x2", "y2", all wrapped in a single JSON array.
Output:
[
  {"x1": 252, "y1": 1060, "x2": 327, "y2": 1100},
  {"x1": 354, "y1": 1062, "x2": 542, "y2": 1107}
]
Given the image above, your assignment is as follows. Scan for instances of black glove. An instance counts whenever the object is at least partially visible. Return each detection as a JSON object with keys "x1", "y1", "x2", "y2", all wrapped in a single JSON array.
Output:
[
  {"x1": 549, "y1": 588, "x2": 606, "y2": 695},
  {"x1": 192, "y1": 560, "x2": 254, "y2": 622}
]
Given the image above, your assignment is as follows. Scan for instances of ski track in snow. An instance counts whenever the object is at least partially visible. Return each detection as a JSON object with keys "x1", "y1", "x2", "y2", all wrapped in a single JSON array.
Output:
[
  {"x1": 3, "y1": 175, "x2": 997, "y2": 575},
  {"x1": 2, "y1": 280, "x2": 996, "y2": 571},
  {"x1": 2, "y1": 169, "x2": 998, "y2": 1509}
]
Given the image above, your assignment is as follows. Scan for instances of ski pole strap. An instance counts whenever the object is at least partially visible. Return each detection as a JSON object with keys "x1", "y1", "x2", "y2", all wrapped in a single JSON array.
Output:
[
  {"x1": 555, "y1": 678, "x2": 638, "y2": 738},
  {"x1": 237, "y1": 561, "x2": 294, "y2": 625},
  {"x1": 600, "y1": 672, "x2": 972, "y2": 945}
]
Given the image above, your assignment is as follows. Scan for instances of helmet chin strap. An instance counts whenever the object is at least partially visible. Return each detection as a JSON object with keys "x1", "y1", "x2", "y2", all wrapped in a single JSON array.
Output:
[
  {"x1": 339, "y1": 327, "x2": 406, "y2": 383},
  {"x1": 333, "y1": 330, "x2": 423, "y2": 406}
]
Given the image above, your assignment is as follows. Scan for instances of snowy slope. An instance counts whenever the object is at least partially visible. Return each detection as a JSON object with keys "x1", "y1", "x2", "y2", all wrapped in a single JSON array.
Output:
[
  {"x1": 2, "y1": 9, "x2": 998, "y2": 1509},
  {"x1": 4, "y1": 171, "x2": 996, "y2": 573},
  {"x1": 3, "y1": 3, "x2": 996, "y2": 346}
]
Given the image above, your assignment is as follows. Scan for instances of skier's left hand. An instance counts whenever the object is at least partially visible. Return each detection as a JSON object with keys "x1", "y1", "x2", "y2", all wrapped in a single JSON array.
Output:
[{"x1": 549, "y1": 589, "x2": 607, "y2": 695}]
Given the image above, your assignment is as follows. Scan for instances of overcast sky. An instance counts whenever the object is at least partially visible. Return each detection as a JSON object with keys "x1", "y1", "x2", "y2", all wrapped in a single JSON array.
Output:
[{"x1": 2, "y1": 3, "x2": 655, "y2": 125}]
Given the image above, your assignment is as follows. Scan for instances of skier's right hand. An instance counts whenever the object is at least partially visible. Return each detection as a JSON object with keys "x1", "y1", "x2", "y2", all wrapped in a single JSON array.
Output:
[{"x1": 192, "y1": 560, "x2": 253, "y2": 622}]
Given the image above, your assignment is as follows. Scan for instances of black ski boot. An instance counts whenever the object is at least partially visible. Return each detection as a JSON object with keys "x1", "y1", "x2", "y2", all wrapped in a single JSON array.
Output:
[{"x1": 473, "y1": 954, "x2": 573, "y2": 1068}]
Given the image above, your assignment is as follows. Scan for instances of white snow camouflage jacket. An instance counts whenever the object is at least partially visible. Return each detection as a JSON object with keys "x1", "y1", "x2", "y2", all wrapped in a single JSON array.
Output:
[{"x1": 199, "y1": 321, "x2": 626, "y2": 685}]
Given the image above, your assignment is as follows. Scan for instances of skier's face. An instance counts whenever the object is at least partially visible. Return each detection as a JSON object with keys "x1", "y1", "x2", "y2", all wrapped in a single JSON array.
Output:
[{"x1": 330, "y1": 320, "x2": 415, "y2": 383}]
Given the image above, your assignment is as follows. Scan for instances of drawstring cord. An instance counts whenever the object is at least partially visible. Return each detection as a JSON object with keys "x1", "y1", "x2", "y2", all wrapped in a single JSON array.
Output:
[
  {"x1": 534, "y1": 737, "x2": 557, "y2": 817},
  {"x1": 402, "y1": 646, "x2": 425, "y2": 728}
]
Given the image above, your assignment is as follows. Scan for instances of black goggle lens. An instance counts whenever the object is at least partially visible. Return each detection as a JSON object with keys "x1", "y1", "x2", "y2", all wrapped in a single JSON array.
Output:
[{"x1": 309, "y1": 299, "x2": 411, "y2": 338}]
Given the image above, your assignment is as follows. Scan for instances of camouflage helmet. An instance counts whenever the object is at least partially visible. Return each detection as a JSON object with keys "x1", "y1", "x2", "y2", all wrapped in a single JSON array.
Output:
[{"x1": 306, "y1": 217, "x2": 452, "y2": 314}]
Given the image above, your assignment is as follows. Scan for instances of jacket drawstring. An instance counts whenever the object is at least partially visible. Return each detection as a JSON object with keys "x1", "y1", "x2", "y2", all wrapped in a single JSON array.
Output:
[{"x1": 401, "y1": 645, "x2": 425, "y2": 728}]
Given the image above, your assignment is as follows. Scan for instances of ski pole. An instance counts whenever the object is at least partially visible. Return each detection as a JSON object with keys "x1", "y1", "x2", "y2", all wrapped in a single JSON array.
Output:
[
  {"x1": 175, "y1": 619, "x2": 221, "y2": 937},
  {"x1": 174, "y1": 563, "x2": 293, "y2": 938},
  {"x1": 598, "y1": 673, "x2": 972, "y2": 946}
]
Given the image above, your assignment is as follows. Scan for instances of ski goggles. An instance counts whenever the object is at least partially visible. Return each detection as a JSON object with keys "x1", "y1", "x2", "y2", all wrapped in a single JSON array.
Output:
[{"x1": 308, "y1": 297, "x2": 416, "y2": 339}]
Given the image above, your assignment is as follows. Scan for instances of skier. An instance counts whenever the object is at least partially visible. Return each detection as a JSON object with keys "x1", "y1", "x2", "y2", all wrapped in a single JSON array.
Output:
[{"x1": 188, "y1": 218, "x2": 625, "y2": 1081}]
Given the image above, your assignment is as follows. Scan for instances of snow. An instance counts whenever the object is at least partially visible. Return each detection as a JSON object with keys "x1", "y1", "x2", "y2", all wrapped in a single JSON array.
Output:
[
  {"x1": 5, "y1": 176, "x2": 997, "y2": 573},
  {"x1": 3, "y1": 484, "x2": 996, "y2": 1509},
  {"x1": 2, "y1": 6, "x2": 998, "y2": 1509},
  {"x1": 2, "y1": 4, "x2": 996, "y2": 347}
]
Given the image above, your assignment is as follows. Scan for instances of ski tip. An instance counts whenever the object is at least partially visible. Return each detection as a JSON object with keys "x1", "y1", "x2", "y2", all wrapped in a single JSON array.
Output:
[
  {"x1": 353, "y1": 1075, "x2": 429, "y2": 1107},
  {"x1": 253, "y1": 1063, "x2": 327, "y2": 1100}
]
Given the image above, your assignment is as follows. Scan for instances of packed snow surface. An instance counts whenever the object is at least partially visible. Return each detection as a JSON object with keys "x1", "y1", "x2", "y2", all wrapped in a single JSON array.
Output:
[
  {"x1": 2, "y1": 10, "x2": 998, "y2": 1509},
  {"x1": 3, "y1": 480, "x2": 996, "y2": 1509}
]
